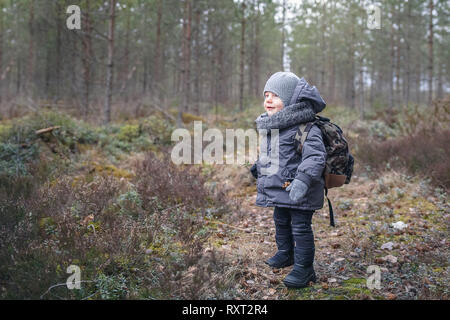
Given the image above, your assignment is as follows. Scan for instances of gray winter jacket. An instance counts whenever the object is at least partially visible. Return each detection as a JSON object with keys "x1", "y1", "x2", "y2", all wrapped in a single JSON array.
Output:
[{"x1": 254, "y1": 78, "x2": 327, "y2": 211}]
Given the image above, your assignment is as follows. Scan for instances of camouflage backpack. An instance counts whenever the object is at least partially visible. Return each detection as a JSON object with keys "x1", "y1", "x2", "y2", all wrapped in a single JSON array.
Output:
[{"x1": 293, "y1": 115, "x2": 354, "y2": 227}]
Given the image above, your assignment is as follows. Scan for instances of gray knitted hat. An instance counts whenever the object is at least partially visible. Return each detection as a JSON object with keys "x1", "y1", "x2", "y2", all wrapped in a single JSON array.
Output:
[{"x1": 263, "y1": 71, "x2": 300, "y2": 108}]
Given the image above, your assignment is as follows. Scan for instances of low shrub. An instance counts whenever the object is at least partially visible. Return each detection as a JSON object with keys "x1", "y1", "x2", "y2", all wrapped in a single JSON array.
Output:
[
  {"x1": 0, "y1": 111, "x2": 101, "y2": 179},
  {"x1": 0, "y1": 151, "x2": 231, "y2": 299},
  {"x1": 354, "y1": 128, "x2": 450, "y2": 191}
]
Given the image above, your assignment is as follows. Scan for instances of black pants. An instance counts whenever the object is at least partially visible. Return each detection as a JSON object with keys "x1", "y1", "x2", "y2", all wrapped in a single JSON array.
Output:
[{"x1": 273, "y1": 207, "x2": 315, "y2": 267}]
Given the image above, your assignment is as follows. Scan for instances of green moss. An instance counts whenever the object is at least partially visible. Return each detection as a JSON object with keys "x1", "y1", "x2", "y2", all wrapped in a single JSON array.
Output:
[
  {"x1": 145, "y1": 243, "x2": 166, "y2": 256},
  {"x1": 181, "y1": 112, "x2": 205, "y2": 124},
  {"x1": 86, "y1": 221, "x2": 101, "y2": 233},
  {"x1": 91, "y1": 162, "x2": 134, "y2": 179},
  {"x1": 343, "y1": 277, "x2": 366, "y2": 285},
  {"x1": 39, "y1": 217, "x2": 56, "y2": 229},
  {"x1": 286, "y1": 287, "x2": 313, "y2": 300},
  {"x1": 117, "y1": 124, "x2": 141, "y2": 142},
  {"x1": 392, "y1": 233, "x2": 420, "y2": 244},
  {"x1": 213, "y1": 239, "x2": 224, "y2": 248},
  {"x1": 171, "y1": 241, "x2": 188, "y2": 254},
  {"x1": 0, "y1": 123, "x2": 12, "y2": 140},
  {"x1": 409, "y1": 197, "x2": 439, "y2": 212}
]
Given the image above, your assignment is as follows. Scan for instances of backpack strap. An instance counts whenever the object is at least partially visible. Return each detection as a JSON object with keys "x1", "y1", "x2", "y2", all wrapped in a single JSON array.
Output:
[
  {"x1": 294, "y1": 121, "x2": 315, "y2": 154},
  {"x1": 325, "y1": 187, "x2": 336, "y2": 227},
  {"x1": 295, "y1": 120, "x2": 335, "y2": 227},
  {"x1": 301, "y1": 122, "x2": 314, "y2": 146}
]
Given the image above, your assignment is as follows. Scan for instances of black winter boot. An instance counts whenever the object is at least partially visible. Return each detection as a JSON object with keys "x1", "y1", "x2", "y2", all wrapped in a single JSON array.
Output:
[
  {"x1": 265, "y1": 207, "x2": 294, "y2": 268},
  {"x1": 283, "y1": 264, "x2": 316, "y2": 288},
  {"x1": 283, "y1": 211, "x2": 316, "y2": 288}
]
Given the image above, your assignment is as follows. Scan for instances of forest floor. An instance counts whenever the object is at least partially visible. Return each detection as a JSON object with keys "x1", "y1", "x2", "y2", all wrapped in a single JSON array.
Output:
[
  {"x1": 195, "y1": 164, "x2": 449, "y2": 300},
  {"x1": 1, "y1": 104, "x2": 448, "y2": 300}
]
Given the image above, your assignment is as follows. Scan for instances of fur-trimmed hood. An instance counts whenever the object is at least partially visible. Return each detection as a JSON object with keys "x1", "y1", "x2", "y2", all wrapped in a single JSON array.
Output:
[{"x1": 256, "y1": 77, "x2": 326, "y2": 130}]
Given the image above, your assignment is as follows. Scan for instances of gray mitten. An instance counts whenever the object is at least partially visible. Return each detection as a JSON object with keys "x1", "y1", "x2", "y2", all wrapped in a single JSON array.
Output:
[
  {"x1": 285, "y1": 179, "x2": 308, "y2": 202},
  {"x1": 250, "y1": 162, "x2": 258, "y2": 179}
]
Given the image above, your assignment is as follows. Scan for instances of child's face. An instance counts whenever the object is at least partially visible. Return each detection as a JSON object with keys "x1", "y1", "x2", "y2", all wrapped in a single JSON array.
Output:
[{"x1": 264, "y1": 91, "x2": 284, "y2": 116}]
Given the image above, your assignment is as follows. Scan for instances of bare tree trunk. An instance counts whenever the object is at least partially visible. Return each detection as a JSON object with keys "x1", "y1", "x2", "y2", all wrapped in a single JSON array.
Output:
[
  {"x1": 253, "y1": 2, "x2": 260, "y2": 97},
  {"x1": 389, "y1": 19, "x2": 395, "y2": 109},
  {"x1": 437, "y1": 58, "x2": 443, "y2": 99},
  {"x1": 349, "y1": 56, "x2": 355, "y2": 109},
  {"x1": 54, "y1": 1, "x2": 62, "y2": 102},
  {"x1": 416, "y1": 58, "x2": 421, "y2": 105},
  {"x1": 185, "y1": 0, "x2": 192, "y2": 109},
  {"x1": 218, "y1": 43, "x2": 226, "y2": 104},
  {"x1": 280, "y1": 0, "x2": 286, "y2": 70},
  {"x1": 154, "y1": 0, "x2": 162, "y2": 99},
  {"x1": 16, "y1": 59, "x2": 21, "y2": 96},
  {"x1": 45, "y1": 41, "x2": 51, "y2": 98},
  {"x1": 176, "y1": 54, "x2": 180, "y2": 94},
  {"x1": 207, "y1": 10, "x2": 214, "y2": 106},
  {"x1": 348, "y1": 17, "x2": 355, "y2": 109},
  {"x1": 122, "y1": 7, "x2": 131, "y2": 103},
  {"x1": 428, "y1": 0, "x2": 434, "y2": 106},
  {"x1": 70, "y1": 32, "x2": 78, "y2": 102},
  {"x1": 248, "y1": 1, "x2": 254, "y2": 98},
  {"x1": 27, "y1": 0, "x2": 35, "y2": 96},
  {"x1": 395, "y1": 33, "x2": 401, "y2": 107},
  {"x1": 328, "y1": 0, "x2": 336, "y2": 103},
  {"x1": 81, "y1": 0, "x2": 93, "y2": 118},
  {"x1": 239, "y1": 2, "x2": 246, "y2": 111},
  {"x1": 405, "y1": 41, "x2": 411, "y2": 106},
  {"x1": 142, "y1": 59, "x2": 147, "y2": 94},
  {"x1": 369, "y1": 67, "x2": 375, "y2": 109},
  {"x1": 13, "y1": 3, "x2": 20, "y2": 96},
  {"x1": 320, "y1": 1, "x2": 326, "y2": 90},
  {"x1": 104, "y1": 0, "x2": 116, "y2": 124},
  {"x1": 178, "y1": 0, "x2": 191, "y2": 127},
  {"x1": 328, "y1": 52, "x2": 335, "y2": 103},
  {"x1": 359, "y1": 61, "x2": 364, "y2": 120},
  {"x1": 214, "y1": 48, "x2": 218, "y2": 120},
  {"x1": 194, "y1": 4, "x2": 201, "y2": 114},
  {"x1": 0, "y1": 2, "x2": 3, "y2": 103},
  {"x1": 404, "y1": 0, "x2": 411, "y2": 107}
]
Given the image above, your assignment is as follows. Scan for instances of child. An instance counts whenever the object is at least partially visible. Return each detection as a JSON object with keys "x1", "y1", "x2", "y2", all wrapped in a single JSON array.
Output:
[{"x1": 251, "y1": 71, "x2": 327, "y2": 288}]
